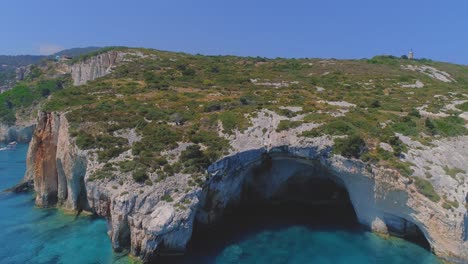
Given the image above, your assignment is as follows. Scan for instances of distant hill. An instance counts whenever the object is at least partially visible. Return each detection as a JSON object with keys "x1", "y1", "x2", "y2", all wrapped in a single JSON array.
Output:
[
  {"x1": 53, "y1": 47, "x2": 102, "y2": 58},
  {"x1": 0, "y1": 47, "x2": 104, "y2": 87},
  {"x1": 0, "y1": 55, "x2": 45, "y2": 67},
  {"x1": 0, "y1": 55, "x2": 45, "y2": 87},
  {"x1": 0, "y1": 47, "x2": 103, "y2": 67}
]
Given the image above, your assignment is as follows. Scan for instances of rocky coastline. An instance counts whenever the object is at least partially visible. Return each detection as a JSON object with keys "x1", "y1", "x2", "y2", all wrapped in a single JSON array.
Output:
[{"x1": 15, "y1": 110, "x2": 468, "y2": 263}]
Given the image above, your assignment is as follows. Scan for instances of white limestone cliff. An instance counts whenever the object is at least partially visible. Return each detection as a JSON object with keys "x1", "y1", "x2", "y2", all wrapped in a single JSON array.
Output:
[{"x1": 20, "y1": 110, "x2": 468, "y2": 263}]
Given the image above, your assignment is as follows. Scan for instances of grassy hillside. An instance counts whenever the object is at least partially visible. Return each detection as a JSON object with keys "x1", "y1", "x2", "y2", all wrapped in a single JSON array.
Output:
[{"x1": 5, "y1": 47, "x2": 468, "y2": 182}]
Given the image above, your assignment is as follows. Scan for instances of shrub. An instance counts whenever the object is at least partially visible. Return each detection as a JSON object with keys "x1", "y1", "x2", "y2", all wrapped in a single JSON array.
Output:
[
  {"x1": 180, "y1": 145, "x2": 211, "y2": 172},
  {"x1": 161, "y1": 194, "x2": 174, "y2": 202},
  {"x1": 334, "y1": 134, "x2": 367, "y2": 158},
  {"x1": 218, "y1": 111, "x2": 247, "y2": 134},
  {"x1": 391, "y1": 161, "x2": 414, "y2": 177},
  {"x1": 276, "y1": 120, "x2": 302, "y2": 132},
  {"x1": 432, "y1": 116, "x2": 467, "y2": 137},
  {"x1": 370, "y1": 100, "x2": 381, "y2": 108},
  {"x1": 190, "y1": 130, "x2": 230, "y2": 162},
  {"x1": 392, "y1": 116, "x2": 418, "y2": 136},
  {"x1": 239, "y1": 94, "x2": 258, "y2": 106},
  {"x1": 75, "y1": 133, "x2": 96, "y2": 149},
  {"x1": 443, "y1": 166, "x2": 464, "y2": 179},
  {"x1": 119, "y1": 160, "x2": 137, "y2": 173},
  {"x1": 98, "y1": 146, "x2": 127, "y2": 162},
  {"x1": 133, "y1": 168, "x2": 149, "y2": 183},
  {"x1": 204, "y1": 102, "x2": 222, "y2": 112},
  {"x1": 388, "y1": 136, "x2": 407, "y2": 156},
  {"x1": 413, "y1": 177, "x2": 440, "y2": 202},
  {"x1": 408, "y1": 108, "x2": 421, "y2": 118},
  {"x1": 425, "y1": 118, "x2": 436, "y2": 135}
]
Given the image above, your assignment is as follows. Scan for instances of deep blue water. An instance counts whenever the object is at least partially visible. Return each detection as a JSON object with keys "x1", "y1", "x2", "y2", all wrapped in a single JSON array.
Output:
[{"x1": 0, "y1": 145, "x2": 442, "y2": 264}]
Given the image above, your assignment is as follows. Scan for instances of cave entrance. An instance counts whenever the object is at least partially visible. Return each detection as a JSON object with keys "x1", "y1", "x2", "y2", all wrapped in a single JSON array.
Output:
[
  {"x1": 186, "y1": 156, "x2": 361, "y2": 256},
  {"x1": 158, "y1": 154, "x2": 432, "y2": 262}
]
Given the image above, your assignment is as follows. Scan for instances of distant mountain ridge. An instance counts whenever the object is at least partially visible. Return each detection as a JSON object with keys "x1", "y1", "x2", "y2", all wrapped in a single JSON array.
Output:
[
  {"x1": 0, "y1": 47, "x2": 103, "y2": 87},
  {"x1": 0, "y1": 55, "x2": 44, "y2": 67}
]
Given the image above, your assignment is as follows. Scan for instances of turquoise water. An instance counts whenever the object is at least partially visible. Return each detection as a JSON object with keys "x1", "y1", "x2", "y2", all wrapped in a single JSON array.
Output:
[
  {"x1": 0, "y1": 145, "x2": 126, "y2": 264},
  {"x1": 0, "y1": 145, "x2": 442, "y2": 264},
  {"x1": 212, "y1": 227, "x2": 442, "y2": 264},
  {"x1": 171, "y1": 204, "x2": 443, "y2": 264}
]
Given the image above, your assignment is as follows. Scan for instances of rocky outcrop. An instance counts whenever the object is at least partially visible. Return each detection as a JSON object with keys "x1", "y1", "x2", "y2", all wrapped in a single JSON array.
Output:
[
  {"x1": 24, "y1": 112, "x2": 200, "y2": 261},
  {"x1": 15, "y1": 65, "x2": 31, "y2": 81},
  {"x1": 23, "y1": 112, "x2": 87, "y2": 210},
  {"x1": 21, "y1": 110, "x2": 468, "y2": 263},
  {"x1": 0, "y1": 123, "x2": 36, "y2": 143},
  {"x1": 68, "y1": 51, "x2": 127, "y2": 86},
  {"x1": 84, "y1": 164, "x2": 201, "y2": 261}
]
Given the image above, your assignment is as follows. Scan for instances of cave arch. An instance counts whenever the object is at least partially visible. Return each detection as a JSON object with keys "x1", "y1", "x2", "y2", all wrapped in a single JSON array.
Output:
[{"x1": 194, "y1": 149, "x2": 432, "y2": 251}]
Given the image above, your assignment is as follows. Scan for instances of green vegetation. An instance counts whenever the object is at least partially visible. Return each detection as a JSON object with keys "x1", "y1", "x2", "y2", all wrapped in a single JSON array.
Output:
[
  {"x1": 431, "y1": 116, "x2": 467, "y2": 137},
  {"x1": 276, "y1": 120, "x2": 302, "y2": 132},
  {"x1": 413, "y1": 177, "x2": 441, "y2": 202},
  {"x1": 0, "y1": 78, "x2": 69, "y2": 125},
  {"x1": 180, "y1": 145, "x2": 211, "y2": 173},
  {"x1": 457, "y1": 102, "x2": 468, "y2": 111},
  {"x1": 218, "y1": 111, "x2": 247, "y2": 134},
  {"x1": 2, "y1": 47, "x2": 466, "y2": 183},
  {"x1": 161, "y1": 194, "x2": 174, "y2": 203},
  {"x1": 132, "y1": 168, "x2": 149, "y2": 183},
  {"x1": 333, "y1": 134, "x2": 367, "y2": 159},
  {"x1": 443, "y1": 166, "x2": 464, "y2": 179},
  {"x1": 442, "y1": 199, "x2": 459, "y2": 210}
]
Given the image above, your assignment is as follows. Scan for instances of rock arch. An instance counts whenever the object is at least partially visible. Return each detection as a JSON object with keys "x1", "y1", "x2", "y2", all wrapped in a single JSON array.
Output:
[{"x1": 196, "y1": 147, "x2": 442, "y2": 256}]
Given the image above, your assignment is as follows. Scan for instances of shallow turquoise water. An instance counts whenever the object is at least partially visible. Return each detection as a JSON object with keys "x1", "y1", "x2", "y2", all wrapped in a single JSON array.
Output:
[
  {"x1": 0, "y1": 145, "x2": 126, "y2": 264},
  {"x1": 0, "y1": 144, "x2": 442, "y2": 264},
  {"x1": 212, "y1": 227, "x2": 442, "y2": 264}
]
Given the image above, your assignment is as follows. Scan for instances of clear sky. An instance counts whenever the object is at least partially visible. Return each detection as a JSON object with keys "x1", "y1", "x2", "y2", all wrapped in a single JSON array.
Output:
[{"x1": 1, "y1": 0, "x2": 467, "y2": 64}]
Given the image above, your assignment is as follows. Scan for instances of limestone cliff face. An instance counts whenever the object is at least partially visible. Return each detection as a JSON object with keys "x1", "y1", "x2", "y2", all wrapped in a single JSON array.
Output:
[
  {"x1": 22, "y1": 110, "x2": 468, "y2": 263},
  {"x1": 68, "y1": 51, "x2": 126, "y2": 86},
  {"x1": 24, "y1": 112, "x2": 87, "y2": 210},
  {"x1": 85, "y1": 167, "x2": 200, "y2": 261}
]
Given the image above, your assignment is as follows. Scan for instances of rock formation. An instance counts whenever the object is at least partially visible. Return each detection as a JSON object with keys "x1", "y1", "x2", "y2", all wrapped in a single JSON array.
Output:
[
  {"x1": 68, "y1": 50, "x2": 127, "y2": 86},
  {"x1": 19, "y1": 110, "x2": 468, "y2": 263},
  {"x1": 0, "y1": 123, "x2": 36, "y2": 143},
  {"x1": 23, "y1": 112, "x2": 87, "y2": 209},
  {"x1": 15, "y1": 65, "x2": 31, "y2": 81}
]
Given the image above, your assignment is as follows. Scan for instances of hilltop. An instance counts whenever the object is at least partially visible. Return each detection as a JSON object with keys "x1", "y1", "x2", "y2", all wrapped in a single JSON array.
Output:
[{"x1": 10, "y1": 47, "x2": 467, "y2": 169}]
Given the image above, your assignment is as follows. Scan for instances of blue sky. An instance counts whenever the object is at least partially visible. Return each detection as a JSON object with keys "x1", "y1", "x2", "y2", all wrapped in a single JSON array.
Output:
[{"x1": 1, "y1": 0, "x2": 467, "y2": 64}]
